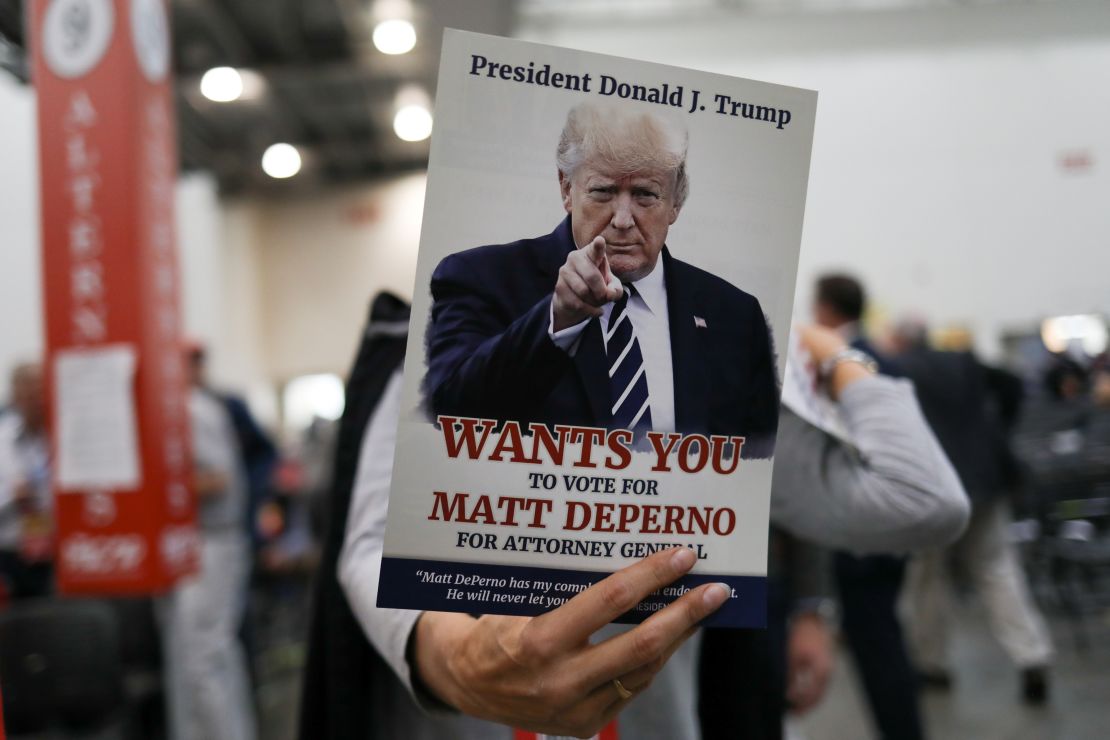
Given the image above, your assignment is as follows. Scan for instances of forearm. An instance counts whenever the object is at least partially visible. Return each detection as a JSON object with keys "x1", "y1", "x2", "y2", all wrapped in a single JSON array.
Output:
[
  {"x1": 771, "y1": 377, "x2": 969, "y2": 553},
  {"x1": 826, "y1": 362, "x2": 871, "y2": 401},
  {"x1": 338, "y1": 530, "x2": 429, "y2": 699},
  {"x1": 412, "y1": 612, "x2": 477, "y2": 711}
]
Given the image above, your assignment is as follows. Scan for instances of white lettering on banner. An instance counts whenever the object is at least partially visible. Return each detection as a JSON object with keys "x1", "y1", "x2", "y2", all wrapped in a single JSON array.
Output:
[
  {"x1": 68, "y1": 216, "x2": 102, "y2": 257},
  {"x1": 64, "y1": 90, "x2": 98, "y2": 128},
  {"x1": 63, "y1": 89, "x2": 109, "y2": 347},
  {"x1": 62, "y1": 534, "x2": 146, "y2": 574},
  {"x1": 71, "y1": 304, "x2": 107, "y2": 342},
  {"x1": 66, "y1": 133, "x2": 97, "y2": 171},
  {"x1": 166, "y1": 482, "x2": 189, "y2": 514},
  {"x1": 83, "y1": 491, "x2": 117, "y2": 527},
  {"x1": 163, "y1": 434, "x2": 185, "y2": 472},
  {"x1": 68, "y1": 173, "x2": 98, "y2": 212},
  {"x1": 138, "y1": 93, "x2": 190, "y2": 497},
  {"x1": 70, "y1": 262, "x2": 104, "y2": 301}
]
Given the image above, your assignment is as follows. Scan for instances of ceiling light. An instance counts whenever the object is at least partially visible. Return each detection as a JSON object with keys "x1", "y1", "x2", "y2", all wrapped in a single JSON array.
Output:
[
  {"x1": 200, "y1": 66, "x2": 243, "y2": 102},
  {"x1": 1041, "y1": 315, "x2": 1108, "y2": 356},
  {"x1": 261, "y1": 143, "x2": 302, "y2": 179},
  {"x1": 373, "y1": 19, "x2": 416, "y2": 55},
  {"x1": 393, "y1": 104, "x2": 432, "y2": 142}
]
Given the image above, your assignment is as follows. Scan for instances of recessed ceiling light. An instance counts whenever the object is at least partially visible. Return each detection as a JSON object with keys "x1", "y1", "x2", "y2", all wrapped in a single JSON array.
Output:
[
  {"x1": 200, "y1": 66, "x2": 243, "y2": 102},
  {"x1": 262, "y1": 143, "x2": 302, "y2": 179},
  {"x1": 373, "y1": 19, "x2": 416, "y2": 55},
  {"x1": 393, "y1": 104, "x2": 432, "y2": 142}
]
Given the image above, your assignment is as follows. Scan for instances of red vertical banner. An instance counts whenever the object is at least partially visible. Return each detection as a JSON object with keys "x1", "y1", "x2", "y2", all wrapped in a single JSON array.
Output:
[{"x1": 31, "y1": 0, "x2": 199, "y2": 594}]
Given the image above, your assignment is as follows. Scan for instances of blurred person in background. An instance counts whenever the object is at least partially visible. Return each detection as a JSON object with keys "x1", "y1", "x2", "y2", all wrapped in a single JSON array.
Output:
[
  {"x1": 1093, "y1": 361, "x2": 1110, "y2": 408},
  {"x1": 894, "y1": 318, "x2": 1054, "y2": 705},
  {"x1": 0, "y1": 362, "x2": 53, "y2": 600},
  {"x1": 185, "y1": 343, "x2": 278, "y2": 552},
  {"x1": 184, "y1": 342, "x2": 280, "y2": 684},
  {"x1": 698, "y1": 526, "x2": 835, "y2": 739},
  {"x1": 301, "y1": 293, "x2": 967, "y2": 740},
  {"x1": 813, "y1": 274, "x2": 926, "y2": 740},
  {"x1": 156, "y1": 347, "x2": 256, "y2": 740},
  {"x1": 1044, "y1": 355, "x2": 1089, "y2": 403}
]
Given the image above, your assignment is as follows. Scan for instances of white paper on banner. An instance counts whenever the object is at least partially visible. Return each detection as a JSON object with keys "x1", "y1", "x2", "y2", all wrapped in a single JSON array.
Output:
[
  {"x1": 780, "y1": 333, "x2": 854, "y2": 446},
  {"x1": 55, "y1": 344, "x2": 142, "y2": 490}
]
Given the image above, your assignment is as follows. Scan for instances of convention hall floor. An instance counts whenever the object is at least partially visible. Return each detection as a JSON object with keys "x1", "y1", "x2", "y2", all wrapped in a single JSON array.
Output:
[
  {"x1": 260, "y1": 603, "x2": 1110, "y2": 739},
  {"x1": 793, "y1": 603, "x2": 1110, "y2": 740}
]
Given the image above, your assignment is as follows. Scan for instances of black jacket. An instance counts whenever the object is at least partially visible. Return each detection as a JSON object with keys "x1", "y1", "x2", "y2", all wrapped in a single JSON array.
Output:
[{"x1": 897, "y1": 348, "x2": 1023, "y2": 501}]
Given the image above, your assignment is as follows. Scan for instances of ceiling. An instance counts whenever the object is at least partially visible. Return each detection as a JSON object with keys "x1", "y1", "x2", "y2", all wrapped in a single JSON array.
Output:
[{"x1": 0, "y1": 0, "x2": 517, "y2": 195}]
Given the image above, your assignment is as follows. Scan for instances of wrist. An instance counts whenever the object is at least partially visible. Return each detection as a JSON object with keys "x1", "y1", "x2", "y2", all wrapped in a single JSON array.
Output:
[
  {"x1": 412, "y1": 611, "x2": 474, "y2": 710},
  {"x1": 552, "y1": 307, "x2": 584, "y2": 333},
  {"x1": 818, "y1": 348, "x2": 877, "y2": 400},
  {"x1": 817, "y1": 347, "x2": 878, "y2": 381}
]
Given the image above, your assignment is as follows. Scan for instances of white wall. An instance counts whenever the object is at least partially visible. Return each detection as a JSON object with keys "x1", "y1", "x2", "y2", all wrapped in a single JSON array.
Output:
[
  {"x1": 247, "y1": 172, "x2": 426, "y2": 382},
  {"x1": 0, "y1": 74, "x2": 43, "y2": 386},
  {"x1": 519, "y1": 2, "x2": 1110, "y2": 358}
]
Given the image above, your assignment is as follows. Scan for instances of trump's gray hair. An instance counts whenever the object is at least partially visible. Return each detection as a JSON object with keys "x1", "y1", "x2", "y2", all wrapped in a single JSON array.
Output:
[{"x1": 556, "y1": 102, "x2": 689, "y2": 209}]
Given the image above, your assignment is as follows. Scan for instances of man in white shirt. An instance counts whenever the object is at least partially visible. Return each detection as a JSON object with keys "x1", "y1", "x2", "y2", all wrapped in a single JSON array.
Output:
[{"x1": 156, "y1": 355, "x2": 255, "y2": 740}]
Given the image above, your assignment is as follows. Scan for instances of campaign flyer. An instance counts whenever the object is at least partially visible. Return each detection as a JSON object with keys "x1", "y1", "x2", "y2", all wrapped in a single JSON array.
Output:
[{"x1": 377, "y1": 29, "x2": 816, "y2": 627}]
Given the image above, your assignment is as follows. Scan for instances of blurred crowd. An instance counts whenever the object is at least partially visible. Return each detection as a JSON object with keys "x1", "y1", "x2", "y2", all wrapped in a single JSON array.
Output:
[
  {"x1": 2, "y1": 271, "x2": 1107, "y2": 739},
  {"x1": 0, "y1": 346, "x2": 336, "y2": 738}
]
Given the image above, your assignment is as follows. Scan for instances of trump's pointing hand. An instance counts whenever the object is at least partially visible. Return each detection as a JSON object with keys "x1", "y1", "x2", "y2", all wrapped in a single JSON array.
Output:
[
  {"x1": 552, "y1": 236, "x2": 626, "y2": 332},
  {"x1": 412, "y1": 547, "x2": 731, "y2": 738}
]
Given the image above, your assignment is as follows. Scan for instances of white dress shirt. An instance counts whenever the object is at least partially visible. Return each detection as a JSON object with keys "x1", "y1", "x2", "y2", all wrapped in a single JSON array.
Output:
[{"x1": 548, "y1": 256, "x2": 676, "y2": 432}]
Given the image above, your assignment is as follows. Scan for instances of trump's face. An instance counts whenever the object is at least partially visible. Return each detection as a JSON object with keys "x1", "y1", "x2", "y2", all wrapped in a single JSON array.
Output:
[{"x1": 561, "y1": 162, "x2": 680, "y2": 283}]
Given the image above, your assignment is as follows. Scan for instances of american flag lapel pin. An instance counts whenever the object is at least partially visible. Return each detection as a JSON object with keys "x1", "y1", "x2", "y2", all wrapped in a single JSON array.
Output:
[{"x1": 694, "y1": 315, "x2": 707, "y2": 329}]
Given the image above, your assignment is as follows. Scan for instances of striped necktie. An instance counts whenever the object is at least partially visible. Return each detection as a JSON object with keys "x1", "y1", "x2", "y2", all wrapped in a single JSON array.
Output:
[{"x1": 606, "y1": 285, "x2": 653, "y2": 432}]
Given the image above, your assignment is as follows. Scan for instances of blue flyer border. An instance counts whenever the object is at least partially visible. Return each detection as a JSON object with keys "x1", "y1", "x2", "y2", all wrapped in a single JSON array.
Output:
[{"x1": 378, "y1": 556, "x2": 766, "y2": 629}]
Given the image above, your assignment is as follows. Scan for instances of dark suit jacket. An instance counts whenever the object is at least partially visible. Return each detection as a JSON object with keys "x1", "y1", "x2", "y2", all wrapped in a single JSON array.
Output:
[
  {"x1": 897, "y1": 348, "x2": 1022, "y2": 501},
  {"x1": 299, "y1": 293, "x2": 411, "y2": 740},
  {"x1": 851, "y1": 336, "x2": 902, "y2": 378},
  {"x1": 423, "y1": 217, "x2": 780, "y2": 457}
]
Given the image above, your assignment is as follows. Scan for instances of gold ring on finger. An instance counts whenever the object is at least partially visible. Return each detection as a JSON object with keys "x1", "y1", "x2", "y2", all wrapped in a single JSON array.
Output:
[{"x1": 612, "y1": 678, "x2": 634, "y2": 700}]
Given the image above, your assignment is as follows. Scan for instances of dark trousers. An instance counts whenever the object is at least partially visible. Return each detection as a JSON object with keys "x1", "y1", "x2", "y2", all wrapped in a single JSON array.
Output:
[
  {"x1": 835, "y1": 552, "x2": 925, "y2": 740},
  {"x1": 698, "y1": 579, "x2": 787, "y2": 740},
  {"x1": 0, "y1": 550, "x2": 53, "y2": 600}
]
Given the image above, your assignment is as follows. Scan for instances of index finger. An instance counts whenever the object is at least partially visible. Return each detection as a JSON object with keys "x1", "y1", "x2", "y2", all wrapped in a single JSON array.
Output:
[
  {"x1": 582, "y1": 235, "x2": 606, "y2": 262},
  {"x1": 529, "y1": 547, "x2": 697, "y2": 651}
]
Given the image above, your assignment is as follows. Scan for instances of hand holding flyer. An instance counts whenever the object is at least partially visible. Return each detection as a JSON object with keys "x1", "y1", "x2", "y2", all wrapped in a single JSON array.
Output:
[
  {"x1": 412, "y1": 547, "x2": 729, "y2": 736},
  {"x1": 378, "y1": 29, "x2": 817, "y2": 628}
]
